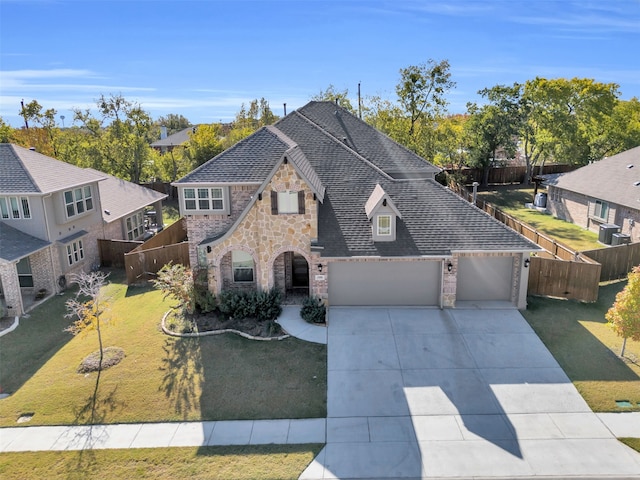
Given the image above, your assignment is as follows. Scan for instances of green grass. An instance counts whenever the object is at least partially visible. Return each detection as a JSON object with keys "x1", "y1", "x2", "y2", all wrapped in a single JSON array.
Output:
[
  {"x1": 162, "y1": 198, "x2": 181, "y2": 226},
  {"x1": 0, "y1": 271, "x2": 326, "y2": 426},
  {"x1": 477, "y1": 186, "x2": 602, "y2": 251},
  {"x1": 522, "y1": 282, "x2": 640, "y2": 412},
  {"x1": 0, "y1": 445, "x2": 323, "y2": 480},
  {"x1": 620, "y1": 438, "x2": 640, "y2": 453}
]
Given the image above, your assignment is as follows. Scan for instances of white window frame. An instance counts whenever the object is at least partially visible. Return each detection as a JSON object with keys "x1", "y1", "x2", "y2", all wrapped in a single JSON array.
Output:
[
  {"x1": 277, "y1": 191, "x2": 299, "y2": 214},
  {"x1": 593, "y1": 200, "x2": 609, "y2": 221},
  {"x1": 377, "y1": 215, "x2": 392, "y2": 236},
  {"x1": 232, "y1": 250, "x2": 254, "y2": 283},
  {"x1": 126, "y1": 211, "x2": 145, "y2": 240},
  {"x1": 183, "y1": 187, "x2": 224, "y2": 212},
  {"x1": 66, "y1": 239, "x2": 85, "y2": 266},
  {"x1": 0, "y1": 196, "x2": 31, "y2": 219},
  {"x1": 64, "y1": 186, "x2": 93, "y2": 218}
]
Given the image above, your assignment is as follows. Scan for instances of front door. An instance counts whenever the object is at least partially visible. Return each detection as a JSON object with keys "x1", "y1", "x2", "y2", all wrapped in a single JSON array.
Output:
[{"x1": 291, "y1": 254, "x2": 309, "y2": 288}]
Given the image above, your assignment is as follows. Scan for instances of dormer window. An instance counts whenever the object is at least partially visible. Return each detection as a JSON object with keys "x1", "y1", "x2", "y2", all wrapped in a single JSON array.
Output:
[
  {"x1": 377, "y1": 215, "x2": 392, "y2": 236},
  {"x1": 365, "y1": 184, "x2": 401, "y2": 242}
]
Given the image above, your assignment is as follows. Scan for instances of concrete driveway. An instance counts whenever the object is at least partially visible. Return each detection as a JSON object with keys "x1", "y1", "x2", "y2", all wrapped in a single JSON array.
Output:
[{"x1": 301, "y1": 307, "x2": 640, "y2": 479}]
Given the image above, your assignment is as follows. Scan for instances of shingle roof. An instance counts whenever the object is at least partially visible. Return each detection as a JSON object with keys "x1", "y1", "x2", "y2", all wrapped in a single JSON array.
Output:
[
  {"x1": 545, "y1": 146, "x2": 640, "y2": 210},
  {"x1": 150, "y1": 126, "x2": 196, "y2": 148},
  {"x1": 183, "y1": 101, "x2": 538, "y2": 256},
  {"x1": 175, "y1": 127, "x2": 289, "y2": 184},
  {"x1": 275, "y1": 110, "x2": 537, "y2": 256},
  {"x1": 0, "y1": 144, "x2": 104, "y2": 194},
  {"x1": 0, "y1": 221, "x2": 50, "y2": 262},
  {"x1": 85, "y1": 169, "x2": 167, "y2": 222}
]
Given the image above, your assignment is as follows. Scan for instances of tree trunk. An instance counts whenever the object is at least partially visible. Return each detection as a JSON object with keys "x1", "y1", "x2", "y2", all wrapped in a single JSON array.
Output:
[{"x1": 620, "y1": 337, "x2": 627, "y2": 357}]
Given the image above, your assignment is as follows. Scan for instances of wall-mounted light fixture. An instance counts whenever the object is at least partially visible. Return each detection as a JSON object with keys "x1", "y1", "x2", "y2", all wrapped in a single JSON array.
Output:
[
  {"x1": 524, "y1": 258, "x2": 530, "y2": 268},
  {"x1": 317, "y1": 264, "x2": 323, "y2": 272},
  {"x1": 447, "y1": 261, "x2": 453, "y2": 273}
]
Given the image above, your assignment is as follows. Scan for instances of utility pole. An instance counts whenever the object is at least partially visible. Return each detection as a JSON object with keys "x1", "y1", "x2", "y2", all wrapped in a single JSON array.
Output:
[{"x1": 358, "y1": 82, "x2": 362, "y2": 119}]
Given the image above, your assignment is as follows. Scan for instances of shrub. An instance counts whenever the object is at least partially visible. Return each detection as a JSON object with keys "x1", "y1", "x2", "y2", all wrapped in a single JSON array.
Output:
[
  {"x1": 218, "y1": 288, "x2": 282, "y2": 321},
  {"x1": 193, "y1": 267, "x2": 216, "y2": 314},
  {"x1": 300, "y1": 296, "x2": 326, "y2": 324},
  {"x1": 152, "y1": 263, "x2": 195, "y2": 315}
]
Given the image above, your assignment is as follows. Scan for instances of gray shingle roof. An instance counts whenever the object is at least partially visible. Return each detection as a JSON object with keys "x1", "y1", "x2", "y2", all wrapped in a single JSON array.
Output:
[
  {"x1": 150, "y1": 126, "x2": 196, "y2": 148},
  {"x1": 85, "y1": 169, "x2": 167, "y2": 222},
  {"x1": 175, "y1": 127, "x2": 289, "y2": 184},
  {"x1": 0, "y1": 221, "x2": 50, "y2": 262},
  {"x1": 0, "y1": 144, "x2": 104, "y2": 194},
  {"x1": 181, "y1": 101, "x2": 538, "y2": 256},
  {"x1": 546, "y1": 146, "x2": 640, "y2": 210}
]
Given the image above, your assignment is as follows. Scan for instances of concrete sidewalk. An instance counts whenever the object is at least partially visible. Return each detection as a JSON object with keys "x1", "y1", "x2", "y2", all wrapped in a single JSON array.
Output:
[{"x1": 0, "y1": 418, "x2": 327, "y2": 452}]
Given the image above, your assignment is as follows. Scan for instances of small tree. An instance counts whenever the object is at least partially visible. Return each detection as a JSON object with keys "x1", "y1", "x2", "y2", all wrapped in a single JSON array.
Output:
[
  {"x1": 65, "y1": 271, "x2": 111, "y2": 372},
  {"x1": 606, "y1": 266, "x2": 640, "y2": 357},
  {"x1": 152, "y1": 263, "x2": 195, "y2": 315}
]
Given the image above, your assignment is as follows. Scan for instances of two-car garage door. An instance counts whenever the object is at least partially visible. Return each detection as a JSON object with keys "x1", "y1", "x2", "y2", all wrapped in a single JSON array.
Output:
[
  {"x1": 328, "y1": 256, "x2": 515, "y2": 306},
  {"x1": 328, "y1": 261, "x2": 441, "y2": 306}
]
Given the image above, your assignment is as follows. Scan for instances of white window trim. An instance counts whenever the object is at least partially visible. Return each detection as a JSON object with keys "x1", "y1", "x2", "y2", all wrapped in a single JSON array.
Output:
[
  {"x1": 0, "y1": 196, "x2": 31, "y2": 219},
  {"x1": 592, "y1": 200, "x2": 609, "y2": 221},
  {"x1": 377, "y1": 215, "x2": 392, "y2": 236},
  {"x1": 126, "y1": 211, "x2": 145, "y2": 240},
  {"x1": 64, "y1": 186, "x2": 94, "y2": 219},
  {"x1": 66, "y1": 239, "x2": 85, "y2": 266},
  {"x1": 183, "y1": 187, "x2": 225, "y2": 212},
  {"x1": 277, "y1": 190, "x2": 299, "y2": 214}
]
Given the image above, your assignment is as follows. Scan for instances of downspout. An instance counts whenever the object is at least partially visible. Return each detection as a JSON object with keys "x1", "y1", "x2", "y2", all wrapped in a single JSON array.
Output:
[{"x1": 440, "y1": 259, "x2": 445, "y2": 309}]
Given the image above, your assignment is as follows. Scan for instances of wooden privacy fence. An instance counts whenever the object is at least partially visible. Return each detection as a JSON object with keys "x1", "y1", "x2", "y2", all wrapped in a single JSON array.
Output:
[
  {"x1": 124, "y1": 219, "x2": 190, "y2": 284},
  {"x1": 527, "y1": 256, "x2": 601, "y2": 303},
  {"x1": 446, "y1": 164, "x2": 576, "y2": 185},
  {"x1": 98, "y1": 239, "x2": 143, "y2": 268},
  {"x1": 582, "y1": 242, "x2": 640, "y2": 282}
]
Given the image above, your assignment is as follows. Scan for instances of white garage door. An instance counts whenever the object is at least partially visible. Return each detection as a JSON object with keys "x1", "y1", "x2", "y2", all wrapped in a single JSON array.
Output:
[
  {"x1": 328, "y1": 261, "x2": 441, "y2": 306},
  {"x1": 456, "y1": 256, "x2": 514, "y2": 302}
]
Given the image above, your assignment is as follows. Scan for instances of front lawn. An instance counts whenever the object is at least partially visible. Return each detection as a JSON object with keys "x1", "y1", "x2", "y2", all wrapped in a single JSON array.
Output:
[
  {"x1": 0, "y1": 445, "x2": 323, "y2": 480},
  {"x1": 0, "y1": 271, "x2": 327, "y2": 426},
  {"x1": 477, "y1": 186, "x2": 602, "y2": 251},
  {"x1": 522, "y1": 282, "x2": 640, "y2": 412}
]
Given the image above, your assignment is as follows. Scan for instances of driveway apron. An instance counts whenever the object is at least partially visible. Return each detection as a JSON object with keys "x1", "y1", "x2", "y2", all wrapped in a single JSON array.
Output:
[{"x1": 301, "y1": 307, "x2": 640, "y2": 479}]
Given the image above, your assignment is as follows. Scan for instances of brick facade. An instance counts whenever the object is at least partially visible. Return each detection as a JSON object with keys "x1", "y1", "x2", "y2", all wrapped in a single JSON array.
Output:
[{"x1": 548, "y1": 186, "x2": 640, "y2": 242}]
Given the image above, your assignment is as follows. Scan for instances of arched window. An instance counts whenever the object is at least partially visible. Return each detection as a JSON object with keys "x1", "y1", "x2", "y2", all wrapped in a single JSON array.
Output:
[{"x1": 232, "y1": 251, "x2": 254, "y2": 282}]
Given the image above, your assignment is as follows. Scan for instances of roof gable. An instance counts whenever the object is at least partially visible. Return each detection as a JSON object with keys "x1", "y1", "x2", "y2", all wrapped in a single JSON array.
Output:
[
  {"x1": 365, "y1": 184, "x2": 401, "y2": 219},
  {"x1": 0, "y1": 144, "x2": 104, "y2": 194},
  {"x1": 549, "y1": 146, "x2": 640, "y2": 210}
]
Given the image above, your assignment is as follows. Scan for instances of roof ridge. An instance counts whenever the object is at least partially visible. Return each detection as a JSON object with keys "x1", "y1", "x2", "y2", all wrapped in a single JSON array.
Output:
[
  {"x1": 290, "y1": 110, "x2": 396, "y2": 182},
  {"x1": 9, "y1": 144, "x2": 42, "y2": 193}
]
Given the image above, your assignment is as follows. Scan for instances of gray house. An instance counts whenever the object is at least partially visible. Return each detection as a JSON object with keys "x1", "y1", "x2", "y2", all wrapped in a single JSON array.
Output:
[
  {"x1": 545, "y1": 146, "x2": 640, "y2": 244},
  {"x1": 0, "y1": 144, "x2": 166, "y2": 316},
  {"x1": 174, "y1": 102, "x2": 539, "y2": 309}
]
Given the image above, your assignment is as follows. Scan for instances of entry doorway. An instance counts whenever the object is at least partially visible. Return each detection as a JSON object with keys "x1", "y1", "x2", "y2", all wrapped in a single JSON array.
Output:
[{"x1": 291, "y1": 253, "x2": 309, "y2": 288}]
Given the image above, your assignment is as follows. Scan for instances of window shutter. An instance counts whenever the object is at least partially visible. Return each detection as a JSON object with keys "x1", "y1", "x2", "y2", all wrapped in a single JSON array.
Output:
[
  {"x1": 271, "y1": 191, "x2": 278, "y2": 215},
  {"x1": 298, "y1": 190, "x2": 305, "y2": 214}
]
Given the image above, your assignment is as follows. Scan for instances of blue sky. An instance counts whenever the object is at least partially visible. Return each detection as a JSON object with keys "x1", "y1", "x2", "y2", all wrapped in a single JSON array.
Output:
[{"x1": 1, "y1": 0, "x2": 639, "y2": 127}]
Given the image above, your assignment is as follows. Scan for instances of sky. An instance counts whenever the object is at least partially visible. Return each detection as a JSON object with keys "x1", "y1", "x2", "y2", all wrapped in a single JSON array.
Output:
[{"x1": 1, "y1": 0, "x2": 639, "y2": 127}]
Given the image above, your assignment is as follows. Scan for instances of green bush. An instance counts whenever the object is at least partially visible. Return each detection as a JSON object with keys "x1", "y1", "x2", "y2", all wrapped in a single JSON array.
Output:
[
  {"x1": 300, "y1": 296, "x2": 326, "y2": 324},
  {"x1": 218, "y1": 289, "x2": 282, "y2": 321},
  {"x1": 193, "y1": 267, "x2": 216, "y2": 314}
]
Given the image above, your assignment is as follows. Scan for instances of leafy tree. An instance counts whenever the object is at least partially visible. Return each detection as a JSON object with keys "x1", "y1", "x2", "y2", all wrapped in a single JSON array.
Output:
[
  {"x1": 311, "y1": 85, "x2": 356, "y2": 113},
  {"x1": 606, "y1": 266, "x2": 640, "y2": 357},
  {"x1": 16, "y1": 100, "x2": 61, "y2": 156},
  {"x1": 183, "y1": 123, "x2": 225, "y2": 168},
  {"x1": 235, "y1": 98, "x2": 278, "y2": 131},
  {"x1": 433, "y1": 114, "x2": 469, "y2": 169},
  {"x1": 153, "y1": 263, "x2": 195, "y2": 315},
  {"x1": 65, "y1": 271, "x2": 111, "y2": 372},
  {"x1": 396, "y1": 59, "x2": 455, "y2": 137},
  {"x1": 156, "y1": 113, "x2": 191, "y2": 136},
  {"x1": 0, "y1": 117, "x2": 13, "y2": 143}
]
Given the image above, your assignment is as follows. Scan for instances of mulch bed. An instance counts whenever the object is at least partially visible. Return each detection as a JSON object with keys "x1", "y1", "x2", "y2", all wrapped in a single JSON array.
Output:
[{"x1": 167, "y1": 310, "x2": 285, "y2": 339}]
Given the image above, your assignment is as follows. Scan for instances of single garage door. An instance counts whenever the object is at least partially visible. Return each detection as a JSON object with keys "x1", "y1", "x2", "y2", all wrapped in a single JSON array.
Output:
[
  {"x1": 329, "y1": 261, "x2": 441, "y2": 306},
  {"x1": 456, "y1": 256, "x2": 514, "y2": 302}
]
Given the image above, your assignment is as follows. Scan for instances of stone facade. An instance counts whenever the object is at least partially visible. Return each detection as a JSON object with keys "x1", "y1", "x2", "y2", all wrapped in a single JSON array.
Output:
[{"x1": 200, "y1": 163, "x2": 317, "y2": 295}]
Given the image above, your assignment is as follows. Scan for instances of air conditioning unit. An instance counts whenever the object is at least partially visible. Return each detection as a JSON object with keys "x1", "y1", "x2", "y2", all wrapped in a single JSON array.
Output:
[
  {"x1": 598, "y1": 224, "x2": 620, "y2": 245},
  {"x1": 611, "y1": 233, "x2": 631, "y2": 246}
]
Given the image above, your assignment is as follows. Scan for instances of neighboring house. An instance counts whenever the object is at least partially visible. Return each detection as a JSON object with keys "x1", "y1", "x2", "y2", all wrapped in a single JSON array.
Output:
[
  {"x1": 544, "y1": 146, "x2": 640, "y2": 244},
  {"x1": 0, "y1": 144, "x2": 167, "y2": 316},
  {"x1": 174, "y1": 102, "x2": 539, "y2": 309},
  {"x1": 151, "y1": 126, "x2": 197, "y2": 153}
]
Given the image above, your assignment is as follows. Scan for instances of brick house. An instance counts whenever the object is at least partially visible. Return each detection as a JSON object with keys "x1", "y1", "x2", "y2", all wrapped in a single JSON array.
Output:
[
  {"x1": 0, "y1": 144, "x2": 166, "y2": 316},
  {"x1": 545, "y1": 146, "x2": 640, "y2": 244},
  {"x1": 174, "y1": 102, "x2": 539, "y2": 309}
]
